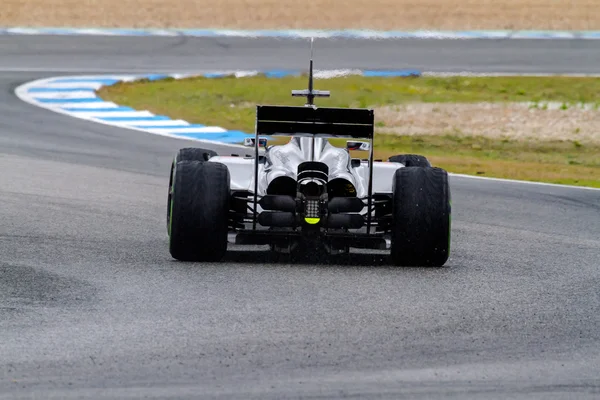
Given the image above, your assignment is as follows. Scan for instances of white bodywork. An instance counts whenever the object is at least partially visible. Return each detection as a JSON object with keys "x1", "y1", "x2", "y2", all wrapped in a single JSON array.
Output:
[{"x1": 209, "y1": 137, "x2": 404, "y2": 197}]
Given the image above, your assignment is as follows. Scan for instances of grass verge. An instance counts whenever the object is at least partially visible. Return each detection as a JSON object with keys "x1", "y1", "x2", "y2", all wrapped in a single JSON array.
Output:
[{"x1": 98, "y1": 75, "x2": 600, "y2": 188}]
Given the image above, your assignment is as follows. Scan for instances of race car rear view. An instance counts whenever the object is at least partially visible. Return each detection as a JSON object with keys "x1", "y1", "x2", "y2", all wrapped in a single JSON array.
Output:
[{"x1": 166, "y1": 53, "x2": 451, "y2": 266}]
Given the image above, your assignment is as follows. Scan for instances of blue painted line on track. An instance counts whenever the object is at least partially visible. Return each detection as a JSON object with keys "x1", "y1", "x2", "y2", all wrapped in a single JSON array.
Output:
[
  {"x1": 175, "y1": 132, "x2": 250, "y2": 143},
  {"x1": 50, "y1": 78, "x2": 122, "y2": 85},
  {"x1": 363, "y1": 70, "x2": 421, "y2": 77},
  {"x1": 264, "y1": 70, "x2": 297, "y2": 78},
  {"x1": 35, "y1": 97, "x2": 103, "y2": 103},
  {"x1": 27, "y1": 87, "x2": 96, "y2": 92},
  {"x1": 143, "y1": 74, "x2": 170, "y2": 81},
  {"x1": 201, "y1": 73, "x2": 232, "y2": 78}
]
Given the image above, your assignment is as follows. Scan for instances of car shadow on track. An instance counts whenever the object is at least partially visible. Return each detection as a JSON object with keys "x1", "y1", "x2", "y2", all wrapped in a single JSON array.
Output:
[
  {"x1": 223, "y1": 250, "x2": 387, "y2": 266},
  {"x1": 220, "y1": 248, "x2": 448, "y2": 269}
]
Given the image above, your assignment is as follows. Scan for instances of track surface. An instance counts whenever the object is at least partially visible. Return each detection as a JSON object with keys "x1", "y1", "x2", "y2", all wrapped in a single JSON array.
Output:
[
  {"x1": 4, "y1": 36, "x2": 600, "y2": 74},
  {"x1": 1, "y1": 37, "x2": 599, "y2": 399}
]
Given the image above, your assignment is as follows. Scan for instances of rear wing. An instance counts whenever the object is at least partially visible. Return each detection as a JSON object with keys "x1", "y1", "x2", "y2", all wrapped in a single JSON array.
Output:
[
  {"x1": 249, "y1": 38, "x2": 377, "y2": 233},
  {"x1": 255, "y1": 105, "x2": 374, "y2": 139}
]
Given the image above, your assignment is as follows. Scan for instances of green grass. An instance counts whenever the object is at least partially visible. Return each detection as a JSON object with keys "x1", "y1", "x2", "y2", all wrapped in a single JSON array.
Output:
[
  {"x1": 98, "y1": 75, "x2": 600, "y2": 188},
  {"x1": 368, "y1": 134, "x2": 600, "y2": 188},
  {"x1": 99, "y1": 74, "x2": 600, "y2": 132}
]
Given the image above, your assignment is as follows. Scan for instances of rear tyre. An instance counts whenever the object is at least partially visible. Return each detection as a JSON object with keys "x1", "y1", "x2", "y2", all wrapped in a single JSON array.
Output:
[
  {"x1": 390, "y1": 166, "x2": 451, "y2": 266},
  {"x1": 168, "y1": 160, "x2": 230, "y2": 261},
  {"x1": 167, "y1": 147, "x2": 218, "y2": 231},
  {"x1": 388, "y1": 154, "x2": 431, "y2": 168},
  {"x1": 175, "y1": 147, "x2": 218, "y2": 163}
]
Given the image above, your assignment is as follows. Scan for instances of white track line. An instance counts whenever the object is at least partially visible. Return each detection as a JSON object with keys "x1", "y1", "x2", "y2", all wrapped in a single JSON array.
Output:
[
  {"x1": 423, "y1": 72, "x2": 600, "y2": 77},
  {"x1": 72, "y1": 111, "x2": 154, "y2": 118},
  {"x1": 43, "y1": 101, "x2": 121, "y2": 109},
  {"x1": 146, "y1": 126, "x2": 229, "y2": 134},
  {"x1": 449, "y1": 174, "x2": 600, "y2": 191},
  {"x1": 108, "y1": 119, "x2": 191, "y2": 127}
]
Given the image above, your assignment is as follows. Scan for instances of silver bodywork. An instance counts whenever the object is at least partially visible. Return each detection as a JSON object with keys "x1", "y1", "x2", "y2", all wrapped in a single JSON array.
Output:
[{"x1": 209, "y1": 137, "x2": 404, "y2": 197}]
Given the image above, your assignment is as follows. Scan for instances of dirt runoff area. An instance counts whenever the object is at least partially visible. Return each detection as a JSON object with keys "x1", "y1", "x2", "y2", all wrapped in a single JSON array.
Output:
[
  {"x1": 3, "y1": 0, "x2": 600, "y2": 31},
  {"x1": 376, "y1": 103, "x2": 600, "y2": 145}
]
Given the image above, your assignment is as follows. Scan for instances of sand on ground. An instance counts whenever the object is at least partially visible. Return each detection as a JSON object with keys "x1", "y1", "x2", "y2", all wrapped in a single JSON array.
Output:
[
  {"x1": 375, "y1": 103, "x2": 600, "y2": 144},
  {"x1": 2, "y1": 0, "x2": 600, "y2": 31}
]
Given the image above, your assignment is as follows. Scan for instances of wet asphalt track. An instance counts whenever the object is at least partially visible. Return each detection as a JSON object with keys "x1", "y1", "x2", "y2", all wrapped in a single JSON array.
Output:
[{"x1": 1, "y1": 36, "x2": 600, "y2": 399}]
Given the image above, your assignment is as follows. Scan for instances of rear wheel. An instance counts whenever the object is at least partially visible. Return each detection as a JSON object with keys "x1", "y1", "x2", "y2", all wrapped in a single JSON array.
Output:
[
  {"x1": 388, "y1": 154, "x2": 431, "y2": 168},
  {"x1": 175, "y1": 147, "x2": 218, "y2": 163},
  {"x1": 390, "y1": 166, "x2": 451, "y2": 266},
  {"x1": 168, "y1": 160, "x2": 230, "y2": 261},
  {"x1": 167, "y1": 147, "x2": 218, "y2": 231}
]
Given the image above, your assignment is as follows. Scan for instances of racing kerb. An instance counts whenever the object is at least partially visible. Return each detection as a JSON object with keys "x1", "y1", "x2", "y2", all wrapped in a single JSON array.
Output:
[
  {"x1": 17, "y1": 69, "x2": 600, "y2": 146},
  {"x1": 15, "y1": 67, "x2": 600, "y2": 191}
]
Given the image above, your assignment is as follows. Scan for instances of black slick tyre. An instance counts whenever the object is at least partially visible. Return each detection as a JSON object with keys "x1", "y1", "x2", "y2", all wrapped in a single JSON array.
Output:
[
  {"x1": 390, "y1": 166, "x2": 451, "y2": 266},
  {"x1": 388, "y1": 154, "x2": 431, "y2": 168},
  {"x1": 167, "y1": 147, "x2": 218, "y2": 231},
  {"x1": 168, "y1": 160, "x2": 230, "y2": 262},
  {"x1": 176, "y1": 147, "x2": 218, "y2": 163}
]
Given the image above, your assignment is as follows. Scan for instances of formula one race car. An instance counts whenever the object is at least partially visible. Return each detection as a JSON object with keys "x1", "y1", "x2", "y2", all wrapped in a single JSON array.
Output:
[{"x1": 166, "y1": 56, "x2": 451, "y2": 266}]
